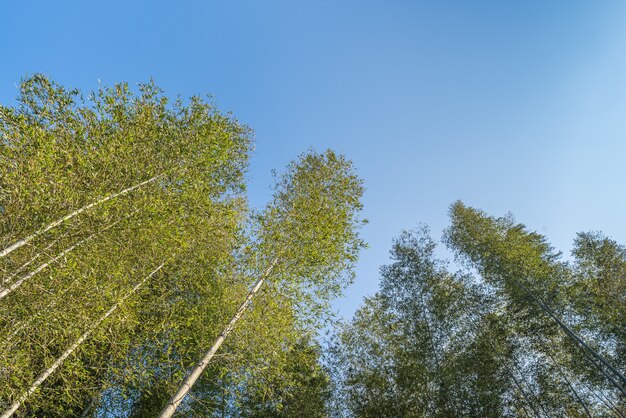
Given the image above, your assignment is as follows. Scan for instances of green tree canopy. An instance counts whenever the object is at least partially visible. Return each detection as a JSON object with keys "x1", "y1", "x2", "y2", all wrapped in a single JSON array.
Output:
[
  {"x1": 330, "y1": 203, "x2": 625, "y2": 417},
  {"x1": 0, "y1": 75, "x2": 365, "y2": 417}
]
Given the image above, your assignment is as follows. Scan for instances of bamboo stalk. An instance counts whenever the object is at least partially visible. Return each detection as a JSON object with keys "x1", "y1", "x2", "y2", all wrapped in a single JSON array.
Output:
[
  {"x1": 0, "y1": 173, "x2": 163, "y2": 258},
  {"x1": 510, "y1": 275, "x2": 626, "y2": 393},
  {"x1": 1, "y1": 237, "x2": 62, "y2": 286},
  {"x1": 3, "y1": 212, "x2": 139, "y2": 348},
  {"x1": 0, "y1": 212, "x2": 137, "y2": 301},
  {"x1": 158, "y1": 258, "x2": 278, "y2": 418},
  {"x1": 0, "y1": 262, "x2": 166, "y2": 418}
]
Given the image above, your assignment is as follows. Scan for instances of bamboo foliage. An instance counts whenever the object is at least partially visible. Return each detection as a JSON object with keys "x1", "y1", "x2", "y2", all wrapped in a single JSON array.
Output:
[
  {"x1": 0, "y1": 212, "x2": 137, "y2": 301},
  {"x1": 331, "y1": 207, "x2": 626, "y2": 417},
  {"x1": 0, "y1": 75, "x2": 253, "y2": 415},
  {"x1": 0, "y1": 262, "x2": 167, "y2": 418},
  {"x1": 0, "y1": 76, "x2": 366, "y2": 417},
  {"x1": 445, "y1": 202, "x2": 626, "y2": 398},
  {"x1": 0, "y1": 173, "x2": 164, "y2": 258},
  {"x1": 159, "y1": 150, "x2": 366, "y2": 416}
]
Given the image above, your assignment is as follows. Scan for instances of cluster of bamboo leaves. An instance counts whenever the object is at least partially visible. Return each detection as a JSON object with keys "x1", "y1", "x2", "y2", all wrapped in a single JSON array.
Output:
[
  {"x1": 329, "y1": 202, "x2": 625, "y2": 417},
  {"x1": 0, "y1": 75, "x2": 366, "y2": 417}
]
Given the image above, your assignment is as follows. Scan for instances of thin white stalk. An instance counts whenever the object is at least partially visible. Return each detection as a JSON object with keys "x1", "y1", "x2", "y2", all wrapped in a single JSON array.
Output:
[
  {"x1": 0, "y1": 262, "x2": 166, "y2": 418},
  {"x1": 1, "y1": 237, "x2": 62, "y2": 286},
  {"x1": 3, "y1": 212, "x2": 139, "y2": 347},
  {"x1": 0, "y1": 212, "x2": 137, "y2": 301},
  {"x1": 3, "y1": 273, "x2": 83, "y2": 348},
  {"x1": 0, "y1": 173, "x2": 164, "y2": 258},
  {"x1": 159, "y1": 258, "x2": 278, "y2": 418}
]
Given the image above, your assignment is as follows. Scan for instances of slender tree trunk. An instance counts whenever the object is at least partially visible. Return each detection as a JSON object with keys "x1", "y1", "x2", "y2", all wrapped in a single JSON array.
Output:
[
  {"x1": 0, "y1": 212, "x2": 136, "y2": 301},
  {"x1": 510, "y1": 275, "x2": 626, "y2": 392},
  {"x1": 3, "y1": 213, "x2": 138, "y2": 347},
  {"x1": 560, "y1": 372, "x2": 592, "y2": 418},
  {"x1": 512, "y1": 391, "x2": 533, "y2": 418},
  {"x1": 543, "y1": 349, "x2": 592, "y2": 418},
  {"x1": 159, "y1": 258, "x2": 278, "y2": 418},
  {"x1": 506, "y1": 366, "x2": 543, "y2": 418},
  {"x1": 1, "y1": 235, "x2": 64, "y2": 286},
  {"x1": 510, "y1": 362, "x2": 549, "y2": 418},
  {"x1": 0, "y1": 262, "x2": 166, "y2": 418},
  {"x1": 0, "y1": 173, "x2": 163, "y2": 258},
  {"x1": 583, "y1": 380, "x2": 625, "y2": 418}
]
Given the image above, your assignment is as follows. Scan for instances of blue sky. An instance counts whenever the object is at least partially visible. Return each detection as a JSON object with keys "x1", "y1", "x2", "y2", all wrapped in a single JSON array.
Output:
[{"x1": 2, "y1": 1, "x2": 626, "y2": 318}]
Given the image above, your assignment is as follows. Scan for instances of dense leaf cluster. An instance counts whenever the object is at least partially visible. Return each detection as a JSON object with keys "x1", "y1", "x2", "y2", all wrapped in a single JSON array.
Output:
[
  {"x1": 0, "y1": 76, "x2": 366, "y2": 417},
  {"x1": 330, "y1": 203, "x2": 625, "y2": 417}
]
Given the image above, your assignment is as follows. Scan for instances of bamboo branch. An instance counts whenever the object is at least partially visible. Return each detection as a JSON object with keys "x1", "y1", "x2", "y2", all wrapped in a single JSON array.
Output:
[{"x1": 506, "y1": 365, "x2": 543, "y2": 418}]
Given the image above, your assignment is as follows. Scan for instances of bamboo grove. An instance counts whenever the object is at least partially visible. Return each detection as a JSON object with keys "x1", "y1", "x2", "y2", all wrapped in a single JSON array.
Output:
[
  {"x1": 329, "y1": 203, "x2": 625, "y2": 417},
  {"x1": 1, "y1": 76, "x2": 624, "y2": 417},
  {"x1": 0, "y1": 75, "x2": 366, "y2": 416}
]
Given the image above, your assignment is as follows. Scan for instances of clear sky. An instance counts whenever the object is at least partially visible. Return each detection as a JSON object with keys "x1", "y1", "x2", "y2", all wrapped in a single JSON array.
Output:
[{"x1": 2, "y1": 1, "x2": 626, "y2": 319}]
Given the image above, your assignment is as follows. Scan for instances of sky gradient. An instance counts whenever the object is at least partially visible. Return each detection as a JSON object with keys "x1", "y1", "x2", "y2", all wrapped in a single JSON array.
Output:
[{"x1": 2, "y1": 1, "x2": 626, "y2": 318}]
